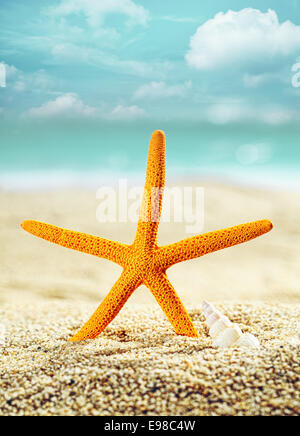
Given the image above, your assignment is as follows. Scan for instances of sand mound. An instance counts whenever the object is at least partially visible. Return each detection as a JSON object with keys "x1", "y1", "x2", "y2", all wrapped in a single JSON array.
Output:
[{"x1": 0, "y1": 302, "x2": 299, "y2": 416}]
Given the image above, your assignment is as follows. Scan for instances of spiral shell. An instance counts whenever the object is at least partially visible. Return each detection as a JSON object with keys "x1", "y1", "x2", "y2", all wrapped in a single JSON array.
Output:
[{"x1": 202, "y1": 301, "x2": 260, "y2": 348}]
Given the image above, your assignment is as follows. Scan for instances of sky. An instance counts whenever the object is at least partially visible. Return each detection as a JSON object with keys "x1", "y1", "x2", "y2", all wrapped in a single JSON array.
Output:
[{"x1": 0, "y1": 0, "x2": 300, "y2": 188}]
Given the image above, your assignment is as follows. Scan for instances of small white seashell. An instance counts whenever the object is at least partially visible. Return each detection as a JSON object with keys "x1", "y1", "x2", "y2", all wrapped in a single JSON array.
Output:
[
  {"x1": 212, "y1": 324, "x2": 242, "y2": 348},
  {"x1": 235, "y1": 333, "x2": 260, "y2": 348},
  {"x1": 209, "y1": 316, "x2": 232, "y2": 339},
  {"x1": 202, "y1": 301, "x2": 260, "y2": 348}
]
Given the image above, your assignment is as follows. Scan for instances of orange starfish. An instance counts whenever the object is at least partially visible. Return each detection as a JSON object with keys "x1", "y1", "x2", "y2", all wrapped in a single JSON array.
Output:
[{"x1": 22, "y1": 130, "x2": 273, "y2": 341}]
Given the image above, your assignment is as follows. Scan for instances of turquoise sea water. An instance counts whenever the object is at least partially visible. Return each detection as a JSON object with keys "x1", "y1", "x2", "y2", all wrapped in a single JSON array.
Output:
[{"x1": 0, "y1": 120, "x2": 300, "y2": 190}]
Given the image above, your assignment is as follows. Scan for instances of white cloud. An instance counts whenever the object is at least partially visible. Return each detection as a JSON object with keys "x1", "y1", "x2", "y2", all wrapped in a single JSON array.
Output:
[
  {"x1": 22, "y1": 94, "x2": 146, "y2": 121},
  {"x1": 23, "y1": 93, "x2": 97, "y2": 119},
  {"x1": 1, "y1": 63, "x2": 56, "y2": 93},
  {"x1": 49, "y1": 0, "x2": 149, "y2": 27},
  {"x1": 202, "y1": 100, "x2": 298, "y2": 125},
  {"x1": 14, "y1": 70, "x2": 55, "y2": 93},
  {"x1": 133, "y1": 81, "x2": 192, "y2": 100},
  {"x1": 109, "y1": 104, "x2": 146, "y2": 120},
  {"x1": 51, "y1": 43, "x2": 172, "y2": 79},
  {"x1": 186, "y1": 9, "x2": 300, "y2": 70}
]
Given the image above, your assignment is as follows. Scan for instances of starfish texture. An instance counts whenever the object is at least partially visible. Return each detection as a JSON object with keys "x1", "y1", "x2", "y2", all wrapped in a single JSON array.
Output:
[{"x1": 22, "y1": 130, "x2": 273, "y2": 341}]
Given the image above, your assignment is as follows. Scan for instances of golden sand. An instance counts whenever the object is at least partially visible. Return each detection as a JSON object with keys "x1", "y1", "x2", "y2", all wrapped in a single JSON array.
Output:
[{"x1": 0, "y1": 302, "x2": 299, "y2": 416}]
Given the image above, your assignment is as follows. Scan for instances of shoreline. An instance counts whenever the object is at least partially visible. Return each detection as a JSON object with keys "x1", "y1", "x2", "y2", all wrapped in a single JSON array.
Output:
[{"x1": 1, "y1": 167, "x2": 300, "y2": 192}]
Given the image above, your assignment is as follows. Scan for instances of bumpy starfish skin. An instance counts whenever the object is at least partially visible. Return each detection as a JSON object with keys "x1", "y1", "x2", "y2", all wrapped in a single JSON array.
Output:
[{"x1": 22, "y1": 130, "x2": 273, "y2": 341}]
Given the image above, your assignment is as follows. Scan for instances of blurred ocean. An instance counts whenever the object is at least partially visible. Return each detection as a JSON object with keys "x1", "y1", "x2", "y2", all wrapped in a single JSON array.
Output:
[{"x1": 0, "y1": 120, "x2": 300, "y2": 191}]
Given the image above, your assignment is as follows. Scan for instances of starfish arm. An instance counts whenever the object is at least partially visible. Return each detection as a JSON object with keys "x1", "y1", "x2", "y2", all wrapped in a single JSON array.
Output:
[
  {"x1": 21, "y1": 220, "x2": 130, "y2": 267},
  {"x1": 70, "y1": 269, "x2": 142, "y2": 341},
  {"x1": 144, "y1": 273, "x2": 199, "y2": 337},
  {"x1": 157, "y1": 219, "x2": 273, "y2": 269},
  {"x1": 144, "y1": 130, "x2": 166, "y2": 191},
  {"x1": 134, "y1": 130, "x2": 166, "y2": 249}
]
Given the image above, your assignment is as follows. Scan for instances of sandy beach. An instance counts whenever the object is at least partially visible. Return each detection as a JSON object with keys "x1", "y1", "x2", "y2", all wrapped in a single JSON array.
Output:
[
  {"x1": 0, "y1": 183, "x2": 299, "y2": 416},
  {"x1": 0, "y1": 302, "x2": 299, "y2": 416}
]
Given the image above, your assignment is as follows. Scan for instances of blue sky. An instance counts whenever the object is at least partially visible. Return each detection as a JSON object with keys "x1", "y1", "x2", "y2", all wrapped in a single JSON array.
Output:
[
  {"x1": 0, "y1": 1, "x2": 300, "y2": 187},
  {"x1": 1, "y1": 0, "x2": 300, "y2": 121}
]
